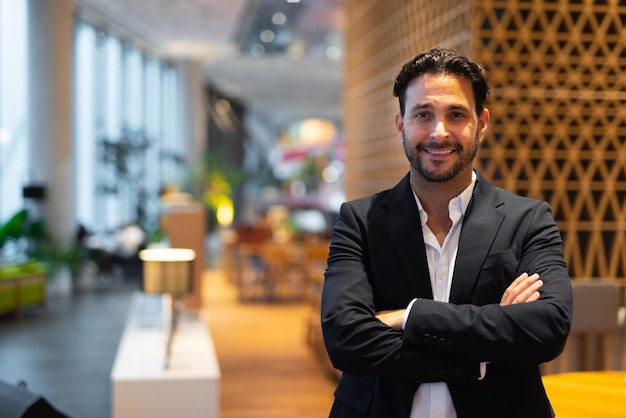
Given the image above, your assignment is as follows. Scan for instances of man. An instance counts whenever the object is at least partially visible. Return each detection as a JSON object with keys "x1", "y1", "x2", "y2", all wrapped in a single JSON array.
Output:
[{"x1": 321, "y1": 47, "x2": 573, "y2": 418}]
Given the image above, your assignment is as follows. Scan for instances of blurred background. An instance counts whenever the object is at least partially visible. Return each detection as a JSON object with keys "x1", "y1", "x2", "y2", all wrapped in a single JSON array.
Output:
[
  {"x1": 0, "y1": 0, "x2": 345, "y2": 252},
  {"x1": 2, "y1": 1, "x2": 626, "y2": 418}
]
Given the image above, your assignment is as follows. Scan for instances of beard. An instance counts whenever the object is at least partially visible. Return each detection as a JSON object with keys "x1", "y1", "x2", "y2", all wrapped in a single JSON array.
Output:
[{"x1": 402, "y1": 130, "x2": 480, "y2": 182}]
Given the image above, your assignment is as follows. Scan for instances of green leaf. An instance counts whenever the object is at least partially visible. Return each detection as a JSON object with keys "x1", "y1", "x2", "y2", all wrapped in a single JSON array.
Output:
[{"x1": 0, "y1": 209, "x2": 28, "y2": 248}]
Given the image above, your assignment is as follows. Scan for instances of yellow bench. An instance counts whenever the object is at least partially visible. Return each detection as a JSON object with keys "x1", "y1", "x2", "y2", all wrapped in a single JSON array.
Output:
[{"x1": 0, "y1": 264, "x2": 47, "y2": 319}]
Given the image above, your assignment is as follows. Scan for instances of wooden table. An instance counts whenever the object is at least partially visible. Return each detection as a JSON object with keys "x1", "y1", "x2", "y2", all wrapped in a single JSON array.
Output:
[{"x1": 543, "y1": 371, "x2": 626, "y2": 417}]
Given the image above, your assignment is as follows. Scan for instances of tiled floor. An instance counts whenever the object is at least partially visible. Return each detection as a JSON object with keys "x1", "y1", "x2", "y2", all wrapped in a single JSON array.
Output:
[{"x1": 0, "y1": 277, "x2": 139, "y2": 418}]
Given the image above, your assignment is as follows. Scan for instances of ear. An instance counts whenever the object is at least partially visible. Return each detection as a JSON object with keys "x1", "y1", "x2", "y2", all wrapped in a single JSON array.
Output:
[
  {"x1": 395, "y1": 112, "x2": 404, "y2": 142},
  {"x1": 477, "y1": 108, "x2": 490, "y2": 143}
]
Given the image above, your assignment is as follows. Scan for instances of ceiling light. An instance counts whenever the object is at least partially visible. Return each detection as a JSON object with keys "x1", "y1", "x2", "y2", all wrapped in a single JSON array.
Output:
[{"x1": 286, "y1": 0, "x2": 300, "y2": 3}]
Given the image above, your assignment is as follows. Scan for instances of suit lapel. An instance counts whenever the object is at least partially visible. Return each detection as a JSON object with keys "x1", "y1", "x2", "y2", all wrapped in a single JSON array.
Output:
[
  {"x1": 375, "y1": 172, "x2": 505, "y2": 302},
  {"x1": 449, "y1": 174, "x2": 505, "y2": 304},
  {"x1": 378, "y1": 175, "x2": 433, "y2": 299}
]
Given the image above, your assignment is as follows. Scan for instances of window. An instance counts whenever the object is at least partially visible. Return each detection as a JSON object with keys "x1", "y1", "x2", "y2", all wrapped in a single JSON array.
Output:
[
  {"x1": 0, "y1": 6, "x2": 187, "y2": 235},
  {"x1": 0, "y1": 0, "x2": 28, "y2": 223},
  {"x1": 73, "y1": 21, "x2": 184, "y2": 235}
]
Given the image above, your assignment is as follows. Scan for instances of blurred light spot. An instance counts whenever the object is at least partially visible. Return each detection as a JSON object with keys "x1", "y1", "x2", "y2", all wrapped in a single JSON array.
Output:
[
  {"x1": 299, "y1": 119, "x2": 337, "y2": 145},
  {"x1": 322, "y1": 166, "x2": 340, "y2": 183},
  {"x1": 250, "y1": 43, "x2": 265, "y2": 57},
  {"x1": 216, "y1": 203, "x2": 234, "y2": 226},
  {"x1": 326, "y1": 46, "x2": 342, "y2": 60},
  {"x1": 287, "y1": 40, "x2": 306, "y2": 57},
  {"x1": 290, "y1": 180, "x2": 306, "y2": 197},
  {"x1": 272, "y1": 12, "x2": 287, "y2": 25},
  {"x1": 291, "y1": 209, "x2": 326, "y2": 233},
  {"x1": 274, "y1": 29, "x2": 292, "y2": 46},
  {"x1": 273, "y1": 163, "x2": 291, "y2": 180},
  {"x1": 214, "y1": 99, "x2": 231, "y2": 115},
  {"x1": 260, "y1": 29, "x2": 275, "y2": 43}
]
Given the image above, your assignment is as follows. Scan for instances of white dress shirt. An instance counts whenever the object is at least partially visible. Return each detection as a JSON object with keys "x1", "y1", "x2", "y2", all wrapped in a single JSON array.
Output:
[{"x1": 406, "y1": 172, "x2": 476, "y2": 418}]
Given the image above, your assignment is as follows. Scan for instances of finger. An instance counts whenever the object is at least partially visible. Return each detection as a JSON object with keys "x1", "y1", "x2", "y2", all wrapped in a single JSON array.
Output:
[
  {"x1": 509, "y1": 272, "x2": 530, "y2": 288},
  {"x1": 501, "y1": 272, "x2": 529, "y2": 304},
  {"x1": 502, "y1": 272, "x2": 535, "y2": 305},
  {"x1": 501, "y1": 273, "x2": 541, "y2": 305},
  {"x1": 527, "y1": 291, "x2": 541, "y2": 302},
  {"x1": 512, "y1": 279, "x2": 543, "y2": 304}
]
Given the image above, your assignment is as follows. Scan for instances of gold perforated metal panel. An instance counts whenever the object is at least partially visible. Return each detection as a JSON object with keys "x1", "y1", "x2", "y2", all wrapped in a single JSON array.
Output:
[{"x1": 344, "y1": 0, "x2": 626, "y2": 278}]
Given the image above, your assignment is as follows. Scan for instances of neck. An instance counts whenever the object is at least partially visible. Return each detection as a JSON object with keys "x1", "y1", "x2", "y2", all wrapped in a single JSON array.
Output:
[
  {"x1": 410, "y1": 169, "x2": 473, "y2": 214},
  {"x1": 411, "y1": 170, "x2": 473, "y2": 246}
]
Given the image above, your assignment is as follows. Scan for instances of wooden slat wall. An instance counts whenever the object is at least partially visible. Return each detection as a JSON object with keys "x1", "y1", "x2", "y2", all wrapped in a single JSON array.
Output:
[
  {"x1": 343, "y1": 0, "x2": 473, "y2": 198},
  {"x1": 344, "y1": 0, "x2": 626, "y2": 279}
]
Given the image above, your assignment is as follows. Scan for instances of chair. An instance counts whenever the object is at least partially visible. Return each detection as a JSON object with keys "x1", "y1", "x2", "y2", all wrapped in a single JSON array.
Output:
[
  {"x1": 300, "y1": 241, "x2": 330, "y2": 306},
  {"x1": 231, "y1": 224, "x2": 271, "y2": 302},
  {"x1": 259, "y1": 242, "x2": 303, "y2": 302},
  {"x1": 234, "y1": 242, "x2": 267, "y2": 302},
  {"x1": 545, "y1": 280, "x2": 625, "y2": 373}
]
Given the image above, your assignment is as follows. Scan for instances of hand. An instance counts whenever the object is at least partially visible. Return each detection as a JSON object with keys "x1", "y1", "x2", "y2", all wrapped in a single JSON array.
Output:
[
  {"x1": 376, "y1": 309, "x2": 406, "y2": 330},
  {"x1": 500, "y1": 272, "x2": 543, "y2": 306}
]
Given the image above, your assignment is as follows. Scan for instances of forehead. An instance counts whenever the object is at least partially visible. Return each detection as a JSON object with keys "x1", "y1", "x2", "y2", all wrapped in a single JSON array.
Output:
[{"x1": 405, "y1": 73, "x2": 475, "y2": 108}]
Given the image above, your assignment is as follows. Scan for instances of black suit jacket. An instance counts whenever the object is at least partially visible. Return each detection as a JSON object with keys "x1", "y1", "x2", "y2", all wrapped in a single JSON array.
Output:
[{"x1": 321, "y1": 171, "x2": 572, "y2": 418}]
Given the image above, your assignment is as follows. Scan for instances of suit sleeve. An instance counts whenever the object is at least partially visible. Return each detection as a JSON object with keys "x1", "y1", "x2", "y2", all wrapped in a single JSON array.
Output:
[
  {"x1": 321, "y1": 200, "x2": 481, "y2": 383},
  {"x1": 403, "y1": 201, "x2": 573, "y2": 365}
]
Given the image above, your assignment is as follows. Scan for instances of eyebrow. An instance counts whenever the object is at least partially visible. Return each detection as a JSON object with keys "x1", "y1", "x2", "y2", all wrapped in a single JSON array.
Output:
[{"x1": 409, "y1": 103, "x2": 471, "y2": 113}]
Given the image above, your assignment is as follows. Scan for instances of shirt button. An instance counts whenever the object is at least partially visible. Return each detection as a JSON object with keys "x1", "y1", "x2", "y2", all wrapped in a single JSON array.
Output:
[{"x1": 437, "y1": 273, "x2": 444, "y2": 280}]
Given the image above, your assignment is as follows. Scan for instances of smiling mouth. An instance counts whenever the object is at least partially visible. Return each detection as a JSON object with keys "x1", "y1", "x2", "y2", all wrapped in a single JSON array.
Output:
[{"x1": 424, "y1": 148, "x2": 455, "y2": 156}]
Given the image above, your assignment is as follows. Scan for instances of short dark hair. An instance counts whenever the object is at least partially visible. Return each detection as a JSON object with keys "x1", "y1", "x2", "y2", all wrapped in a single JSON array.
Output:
[{"x1": 393, "y1": 47, "x2": 490, "y2": 116}]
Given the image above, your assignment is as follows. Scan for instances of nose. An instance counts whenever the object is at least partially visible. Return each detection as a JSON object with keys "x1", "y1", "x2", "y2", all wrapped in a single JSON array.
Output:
[{"x1": 430, "y1": 119, "x2": 449, "y2": 140}]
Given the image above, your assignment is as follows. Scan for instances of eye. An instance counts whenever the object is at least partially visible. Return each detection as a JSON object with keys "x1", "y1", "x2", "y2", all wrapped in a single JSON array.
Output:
[
  {"x1": 447, "y1": 111, "x2": 471, "y2": 124},
  {"x1": 414, "y1": 111, "x2": 432, "y2": 121}
]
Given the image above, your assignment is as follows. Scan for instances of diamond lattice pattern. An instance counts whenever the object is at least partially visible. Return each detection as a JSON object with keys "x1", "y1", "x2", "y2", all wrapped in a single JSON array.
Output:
[{"x1": 473, "y1": 0, "x2": 626, "y2": 278}]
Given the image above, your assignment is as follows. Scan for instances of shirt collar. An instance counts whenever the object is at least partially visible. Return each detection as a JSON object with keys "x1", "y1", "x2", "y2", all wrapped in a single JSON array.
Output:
[{"x1": 413, "y1": 171, "x2": 477, "y2": 226}]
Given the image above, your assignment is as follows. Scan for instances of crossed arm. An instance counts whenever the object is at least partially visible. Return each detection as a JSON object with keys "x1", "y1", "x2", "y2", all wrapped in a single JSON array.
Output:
[
  {"x1": 376, "y1": 272, "x2": 544, "y2": 329},
  {"x1": 322, "y1": 198, "x2": 572, "y2": 381}
]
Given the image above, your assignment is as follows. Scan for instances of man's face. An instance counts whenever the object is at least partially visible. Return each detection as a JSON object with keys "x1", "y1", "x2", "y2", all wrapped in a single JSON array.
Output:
[{"x1": 395, "y1": 73, "x2": 489, "y2": 183}]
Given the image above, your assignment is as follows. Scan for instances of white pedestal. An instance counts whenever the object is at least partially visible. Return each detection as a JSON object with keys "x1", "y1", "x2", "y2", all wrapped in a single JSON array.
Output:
[{"x1": 111, "y1": 292, "x2": 221, "y2": 418}]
